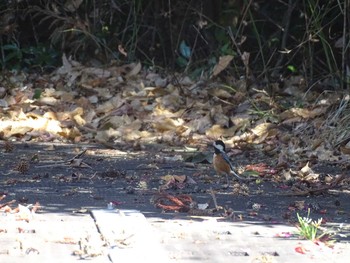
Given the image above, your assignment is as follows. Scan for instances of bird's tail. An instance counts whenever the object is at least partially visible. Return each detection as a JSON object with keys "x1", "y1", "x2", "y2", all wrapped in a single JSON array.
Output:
[{"x1": 230, "y1": 170, "x2": 248, "y2": 181}]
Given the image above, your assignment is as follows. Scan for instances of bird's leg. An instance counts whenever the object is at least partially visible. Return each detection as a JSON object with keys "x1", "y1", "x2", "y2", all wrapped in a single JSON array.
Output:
[{"x1": 220, "y1": 173, "x2": 230, "y2": 189}]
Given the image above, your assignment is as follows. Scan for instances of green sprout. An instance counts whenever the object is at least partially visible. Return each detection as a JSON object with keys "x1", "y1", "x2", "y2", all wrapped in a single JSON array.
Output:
[{"x1": 296, "y1": 209, "x2": 325, "y2": 241}]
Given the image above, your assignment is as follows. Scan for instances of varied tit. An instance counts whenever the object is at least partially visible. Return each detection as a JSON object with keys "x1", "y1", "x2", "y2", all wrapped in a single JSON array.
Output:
[{"x1": 213, "y1": 140, "x2": 246, "y2": 184}]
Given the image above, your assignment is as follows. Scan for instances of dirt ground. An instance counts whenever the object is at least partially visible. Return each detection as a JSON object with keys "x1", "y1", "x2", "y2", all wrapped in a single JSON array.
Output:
[{"x1": 1, "y1": 141, "x2": 350, "y2": 237}]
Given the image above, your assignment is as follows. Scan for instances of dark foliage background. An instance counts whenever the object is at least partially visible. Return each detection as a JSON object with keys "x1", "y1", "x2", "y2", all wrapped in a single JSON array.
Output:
[{"x1": 0, "y1": 0, "x2": 349, "y2": 88}]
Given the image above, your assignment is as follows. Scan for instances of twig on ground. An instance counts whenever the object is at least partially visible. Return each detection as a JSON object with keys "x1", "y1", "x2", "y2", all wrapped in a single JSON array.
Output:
[
  {"x1": 0, "y1": 199, "x2": 16, "y2": 209},
  {"x1": 89, "y1": 172, "x2": 98, "y2": 180},
  {"x1": 35, "y1": 149, "x2": 90, "y2": 168},
  {"x1": 209, "y1": 188, "x2": 219, "y2": 210},
  {"x1": 279, "y1": 174, "x2": 346, "y2": 196}
]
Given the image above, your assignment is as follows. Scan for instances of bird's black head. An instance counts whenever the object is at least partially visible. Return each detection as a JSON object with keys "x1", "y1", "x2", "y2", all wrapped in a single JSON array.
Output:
[{"x1": 213, "y1": 140, "x2": 226, "y2": 153}]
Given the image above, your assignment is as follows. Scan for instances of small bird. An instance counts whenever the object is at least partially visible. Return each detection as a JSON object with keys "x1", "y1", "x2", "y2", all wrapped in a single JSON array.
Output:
[{"x1": 213, "y1": 140, "x2": 246, "y2": 184}]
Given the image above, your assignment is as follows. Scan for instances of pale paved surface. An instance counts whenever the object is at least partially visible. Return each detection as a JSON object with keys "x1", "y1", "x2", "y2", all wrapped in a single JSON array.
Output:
[
  {"x1": 0, "y1": 211, "x2": 106, "y2": 262},
  {"x1": 1, "y1": 143, "x2": 350, "y2": 262},
  {"x1": 1, "y1": 208, "x2": 349, "y2": 263}
]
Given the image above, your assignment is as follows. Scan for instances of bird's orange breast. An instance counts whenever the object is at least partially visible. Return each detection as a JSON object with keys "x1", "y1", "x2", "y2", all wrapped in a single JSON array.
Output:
[{"x1": 213, "y1": 153, "x2": 231, "y2": 175}]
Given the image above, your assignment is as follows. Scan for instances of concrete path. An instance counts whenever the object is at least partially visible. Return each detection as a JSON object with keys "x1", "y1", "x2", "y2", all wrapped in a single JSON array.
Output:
[{"x1": 1, "y1": 207, "x2": 349, "y2": 263}]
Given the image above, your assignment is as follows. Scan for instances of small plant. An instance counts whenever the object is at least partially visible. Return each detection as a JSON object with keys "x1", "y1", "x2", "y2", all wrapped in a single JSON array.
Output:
[
  {"x1": 0, "y1": 43, "x2": 60, "y2": 71},
  {"x1": 296, "y1": 209, "x2": 325, "y2": 241}
]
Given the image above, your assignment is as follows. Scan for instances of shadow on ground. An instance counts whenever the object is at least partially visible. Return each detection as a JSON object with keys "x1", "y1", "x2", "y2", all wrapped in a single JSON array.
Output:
[{"x1": 1, "y1": 141, "x2": 350, "y2": 244}]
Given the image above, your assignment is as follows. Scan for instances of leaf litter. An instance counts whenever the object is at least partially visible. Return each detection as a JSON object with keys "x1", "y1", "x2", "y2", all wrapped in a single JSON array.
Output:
[{"x1": 1, "y1": 55, "x2": 350, "y2": 253}]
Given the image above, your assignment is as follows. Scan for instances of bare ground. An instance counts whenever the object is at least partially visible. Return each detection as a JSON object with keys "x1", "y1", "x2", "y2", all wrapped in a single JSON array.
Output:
[{"x1": 1, "y1": 141, "x2": 350, "y2": 262}]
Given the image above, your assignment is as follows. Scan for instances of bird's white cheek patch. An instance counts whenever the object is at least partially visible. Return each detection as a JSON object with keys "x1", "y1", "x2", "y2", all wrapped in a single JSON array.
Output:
[{"x1": 214, "y1": 144, "x2": 224, "y2": 152}]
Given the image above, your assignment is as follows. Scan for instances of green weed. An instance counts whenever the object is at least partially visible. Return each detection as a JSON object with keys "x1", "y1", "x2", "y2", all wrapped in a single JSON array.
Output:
[{"x1": 296, "y1": 209, "x2": 326, "y2": 241}]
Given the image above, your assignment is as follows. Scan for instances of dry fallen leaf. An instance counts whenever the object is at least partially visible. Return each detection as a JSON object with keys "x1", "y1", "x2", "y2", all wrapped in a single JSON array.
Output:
[
  {"x1": 280, "y1": 106, "x2": 328, "y2": 120},
  {"x1": 300, "y1": 162, "x2": 313, "y2": 175},
  {"x1": 211, "y1": 55, "x2": 234, "y2": 77},
  {"x1": 295, "y1": 246, "x2": 307, "y2": 254},
  {"x1": 126, "y1": 62, "x2": 142, "y2": 77},
  {"x1": 153, "y1": 117, "x2": 184, "y2": 132},
  {"x1": 118, "y1": 44, "x2": 128, "y2": 57},
  {"x1": 340, "y1": 140, "x2": 350, "y2": 154}
]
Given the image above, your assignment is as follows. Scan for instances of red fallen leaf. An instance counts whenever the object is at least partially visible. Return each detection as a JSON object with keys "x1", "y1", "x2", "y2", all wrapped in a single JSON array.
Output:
[
  {"x1": 288, "y1": 206, "x2": 296, "y2": 211},
  {"x1": 245, "y1": 163, "x2": 278, "y2": 176},
  {"x1": 319, "y1": 209, "x2": 327, "y2": 214},
  {"x1": 154, "y1": 193, "x2": 193, "y2": 212},
  {"x1": 278, "y1": 185, "x2": 290, "y2": 189},
  {"x1": 276, "y1": 232, "x2": 292, "y2": 238},
  {"x1": 111, "y1": 200, "x2": 123, "y2": 206},
  {"x1": 248, "y1": 211, "x2": 258, "y2": 216},
  {"x1": 295, "y1": 246, "x2": 307, "y2": 254}
]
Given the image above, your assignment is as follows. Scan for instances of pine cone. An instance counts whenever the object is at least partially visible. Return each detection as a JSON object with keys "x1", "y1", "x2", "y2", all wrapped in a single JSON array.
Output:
[
  {"x1": 15, "y1": 160, "x2": 29, "y2": 174},
  {"x1": 4, "y1": 141, "x2": 14, "y2": 152}
]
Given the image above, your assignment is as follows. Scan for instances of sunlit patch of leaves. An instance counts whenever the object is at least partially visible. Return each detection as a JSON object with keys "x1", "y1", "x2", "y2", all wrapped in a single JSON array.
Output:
[{"x1": 0, "y1": 52, "x2": 349, "y2": 180}]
